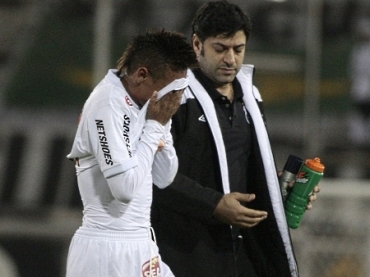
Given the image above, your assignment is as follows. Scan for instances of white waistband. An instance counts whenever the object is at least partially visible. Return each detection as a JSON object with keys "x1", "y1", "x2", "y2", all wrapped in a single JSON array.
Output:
[{"x1": 75, "y1": 226, "x2": 152, "y2": 241}]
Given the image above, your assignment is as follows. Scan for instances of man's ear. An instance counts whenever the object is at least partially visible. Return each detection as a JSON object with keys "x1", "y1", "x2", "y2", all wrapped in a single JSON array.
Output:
[
  {"x1": 192, "y1": 34, "x2": 202, "y2": 57},
  {"x1": 135, "y1": 67, "x2": 149, "y2": 84}
]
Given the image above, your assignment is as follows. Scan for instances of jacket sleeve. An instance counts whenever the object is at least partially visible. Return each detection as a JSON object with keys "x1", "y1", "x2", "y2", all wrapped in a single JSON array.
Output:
[{"x1": 153, "y1": 173, "x2": 224, "y2": 225}]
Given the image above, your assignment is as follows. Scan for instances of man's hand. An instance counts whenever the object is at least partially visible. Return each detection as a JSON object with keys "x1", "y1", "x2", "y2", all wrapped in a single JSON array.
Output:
[
  {"x1": 278, "y1": 171, "x2": 321, "y2": 210},
  {"x1": 146, "y1": 90, "x2": 183, "y2": 125},
  {"x1": 213, "y1": 192, "x2": 268, "y2": 228},
  {"x1": 306, "y1": 185, "x2": 320, "y2": 210}
]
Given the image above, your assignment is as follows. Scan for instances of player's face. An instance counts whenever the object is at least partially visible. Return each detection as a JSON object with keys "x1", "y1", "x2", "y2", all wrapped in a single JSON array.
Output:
[
  {"x1": 193, "y1": 30, "x2": 246, "y2": 86},
  {"x1": 153, "y1": 70, "x2": 187, "y2": 94},
  {"x1": 140, "y1": 70, "x2": 187, "y2": 105}
]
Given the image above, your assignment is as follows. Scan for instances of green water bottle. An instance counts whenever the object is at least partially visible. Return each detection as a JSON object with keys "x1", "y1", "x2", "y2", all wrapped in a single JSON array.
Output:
[{"x1": 285, "y1": 157, "x2": 325, "y2": 229}]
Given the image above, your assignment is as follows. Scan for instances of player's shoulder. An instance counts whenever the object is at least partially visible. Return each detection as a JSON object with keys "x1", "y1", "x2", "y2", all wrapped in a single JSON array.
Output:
[
  {"x1": 80, "y1": 88, "x2": 131, "y2": 125},
  {"x1": 94, "y1": 80, "x2": 129, "y2": 105}
]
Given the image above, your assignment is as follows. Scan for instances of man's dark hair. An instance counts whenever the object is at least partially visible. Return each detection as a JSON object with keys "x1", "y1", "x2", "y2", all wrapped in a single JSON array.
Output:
[
  {"x1": 192, "y1": 0, "x2": 252, "y2": 42},
  {"x1": 117, "y1": 29, "x2": 198, "y2": 81}
]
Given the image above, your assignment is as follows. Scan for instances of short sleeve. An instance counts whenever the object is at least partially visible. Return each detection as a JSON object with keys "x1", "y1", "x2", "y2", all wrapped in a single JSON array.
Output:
[{"x1": 86, "y1": 103, "x2": 138, "y2": 178}]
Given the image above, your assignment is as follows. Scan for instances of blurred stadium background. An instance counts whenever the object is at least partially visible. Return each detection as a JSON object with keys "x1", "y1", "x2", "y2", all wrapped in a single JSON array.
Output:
[{"x1": 0, "y1": 0, "x2": 369, "y2": 276}]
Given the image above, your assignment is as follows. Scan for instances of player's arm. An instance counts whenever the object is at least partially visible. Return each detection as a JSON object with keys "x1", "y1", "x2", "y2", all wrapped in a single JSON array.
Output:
[
  {"x1": 89, "y1": 103, "x2": 164, "y2": 203},
  {"x1": 99, "y1": 90, "x2": 182, "y2": 203},
  {"x1": 107, "y1": 120, "x2": 165, "y2": 202},
  {"x1": 152, "y1": 119, "x2": 178, "y2": 189}
]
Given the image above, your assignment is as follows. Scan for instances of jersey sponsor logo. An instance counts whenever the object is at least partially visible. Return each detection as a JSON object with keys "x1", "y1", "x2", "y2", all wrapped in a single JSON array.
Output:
[
  {"x1": 123, "y1": 114, "x2": 133, "y2": 157},
  {"x1": 198, "y1": 114, "x2": 206, "y2": 122},
  {"x1": 125, "y1": 95, "x2": 133, "y2": 106},
  {"x1": 142, "y1": 256, "x2": 161, "y2": 277},
  {"x1": 95, "y1": 120, "x2": 113, "y2": 165}
]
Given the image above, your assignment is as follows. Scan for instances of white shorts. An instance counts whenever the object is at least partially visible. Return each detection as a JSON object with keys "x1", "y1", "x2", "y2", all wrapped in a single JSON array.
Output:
[{"x1": 66, "y1": 227, "x2": 174, "y2": 277}]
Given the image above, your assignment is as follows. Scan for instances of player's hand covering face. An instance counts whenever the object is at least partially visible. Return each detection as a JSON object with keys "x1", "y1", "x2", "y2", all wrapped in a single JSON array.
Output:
[{"x1": 147, "y1": 88, "x2": 184, "y2": 126}]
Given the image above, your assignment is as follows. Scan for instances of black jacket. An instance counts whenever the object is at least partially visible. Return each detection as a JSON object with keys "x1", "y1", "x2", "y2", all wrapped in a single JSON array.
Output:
[{"x1": 152, "y1": 66, "x2": 298, "y2": 277}]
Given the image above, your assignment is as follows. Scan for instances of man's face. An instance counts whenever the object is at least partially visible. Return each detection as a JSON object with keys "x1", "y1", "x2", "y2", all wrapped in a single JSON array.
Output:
[{"x1": 193, "y1": 30, "x2": 246, "y2": 86}]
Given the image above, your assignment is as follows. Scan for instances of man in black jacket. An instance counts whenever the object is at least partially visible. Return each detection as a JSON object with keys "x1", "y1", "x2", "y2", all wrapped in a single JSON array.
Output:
[{"x1": 152, "y1": 1, "x2": 319, "y2": 276}]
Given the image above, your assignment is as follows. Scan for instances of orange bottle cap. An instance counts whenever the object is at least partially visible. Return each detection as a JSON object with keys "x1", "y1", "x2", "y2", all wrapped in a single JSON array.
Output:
[{"x1": 305, "y1": 157, "x2": 325, "y2": 173}]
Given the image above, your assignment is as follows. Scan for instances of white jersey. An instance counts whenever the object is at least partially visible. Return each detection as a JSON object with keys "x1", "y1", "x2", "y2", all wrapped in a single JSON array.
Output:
[{"x1": 67, "y1": 69, "x2": 178, "y2": 230}]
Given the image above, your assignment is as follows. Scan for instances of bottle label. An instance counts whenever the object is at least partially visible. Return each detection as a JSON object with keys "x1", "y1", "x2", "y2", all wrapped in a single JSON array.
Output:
[{"x1": 295, "y1": 171, "x2": 309, "y2": 184}]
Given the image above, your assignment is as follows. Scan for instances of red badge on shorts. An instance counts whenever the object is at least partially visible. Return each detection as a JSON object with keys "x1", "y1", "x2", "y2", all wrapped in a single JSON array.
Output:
[{"x1": 142, "y1": 256, "x2": 161, "y2": 277}]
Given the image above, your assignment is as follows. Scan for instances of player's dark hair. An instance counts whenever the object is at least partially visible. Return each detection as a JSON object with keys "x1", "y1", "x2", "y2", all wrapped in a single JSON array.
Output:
[
  {"x1": 117, "y1": 29, "x2": 198, "y2": 81},
  {"x1": 192, "y1": 0, "x2": 252, "y2": 42}
]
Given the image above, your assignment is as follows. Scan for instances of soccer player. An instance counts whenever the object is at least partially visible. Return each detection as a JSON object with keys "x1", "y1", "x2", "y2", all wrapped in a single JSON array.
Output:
[{"x1": 66, "y1": 29, "x2": 197, "y2": 277}]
